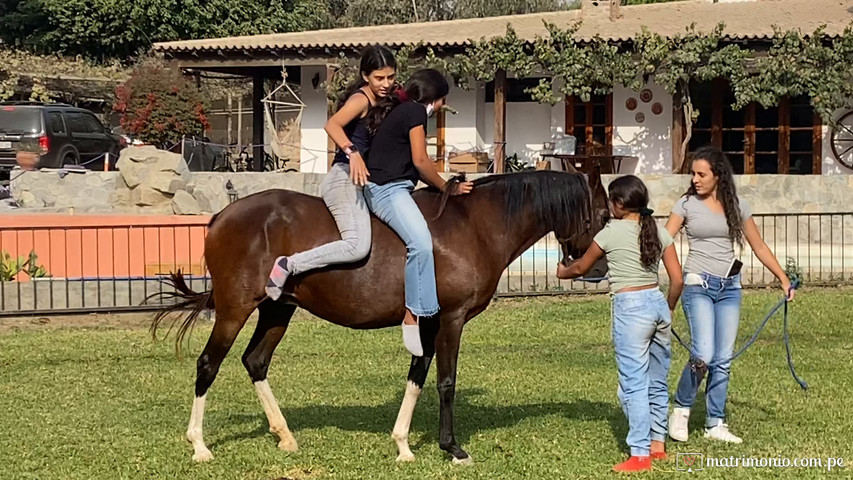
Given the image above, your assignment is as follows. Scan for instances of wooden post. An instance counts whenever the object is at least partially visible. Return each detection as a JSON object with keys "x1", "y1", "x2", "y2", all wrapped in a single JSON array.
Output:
[
  {"x1": 778, "y1": 97, "x2": 790, "y2": 174},
  {"x1": 252, "y1": 74, "x2": 265, "y2": 171},
  {"x1": 493, "y1": 69, "x2": 507, "y2": 174},
  {"x1": 745, "y1": 103, "x2": 756, "y2": 174},
  {"x1": 327, "y1": 65, "x2": 336, "y2": 170},
  {"x1": 672, "y1": 94, "x2": 684, "y2": 173},
  {"x1": 226, "y1": 92, "x2": 233, "y2": 146},
  {"x1": 237, "y1": 95, "x2": 243, "y2": 147},
  {"x1": 812, "y1": 112, "x2": 822, "y2": 175}
]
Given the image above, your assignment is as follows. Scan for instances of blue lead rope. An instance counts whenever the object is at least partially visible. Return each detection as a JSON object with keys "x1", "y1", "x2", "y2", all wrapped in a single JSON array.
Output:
[
  {"x1": 572, "y1": 275, "x2": 808, "y2": 390},
  {"x1": 670, "y1": 277, "x2": 808, "y2": 390}
]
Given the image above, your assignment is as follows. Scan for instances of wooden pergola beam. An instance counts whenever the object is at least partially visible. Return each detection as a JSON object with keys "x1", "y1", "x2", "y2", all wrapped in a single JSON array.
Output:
[{"x1": 493, "y1": 69, "x2": 507, "y2": 174}]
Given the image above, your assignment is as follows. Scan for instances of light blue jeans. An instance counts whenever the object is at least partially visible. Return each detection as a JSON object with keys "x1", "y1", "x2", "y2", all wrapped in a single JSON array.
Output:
[
  {"x1": 674, "y1": 272, "x2": 742, "y2": 428},
  {"x1": 364, "y1": 179, "x2": 439, "y2": 317},
  {"x1": 611, "y1": 287, "x2": 672, "y2": 457},
  {"x1": 288, "y1": 163, "x2": 372, "y2": 275}
]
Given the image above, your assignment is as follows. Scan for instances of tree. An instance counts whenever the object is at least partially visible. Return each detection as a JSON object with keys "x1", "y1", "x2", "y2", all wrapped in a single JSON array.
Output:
[
  {"x1": 113, "y1": 58, "x2": 211, "y2": 148},
  {"x1": 0, "y1": 0, "x2": 331, "y2": 61},
  {"x1": 454, "y1": 0, "x2": 567, "y2": 19}
]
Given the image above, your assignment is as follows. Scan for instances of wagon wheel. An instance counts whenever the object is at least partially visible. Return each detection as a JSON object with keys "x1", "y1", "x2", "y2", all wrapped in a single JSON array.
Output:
[{"x1": 830, "y1": 110, "x2": 853, "y2": 170}]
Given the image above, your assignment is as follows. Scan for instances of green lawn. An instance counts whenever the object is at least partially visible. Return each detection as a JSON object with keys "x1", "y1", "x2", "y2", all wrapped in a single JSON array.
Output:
[{"x1": 1, "y1": 288, "x2": 851, "y2": 479}]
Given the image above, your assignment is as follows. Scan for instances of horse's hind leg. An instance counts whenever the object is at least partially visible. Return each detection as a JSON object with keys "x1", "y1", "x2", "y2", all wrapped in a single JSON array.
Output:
[
  {"x1": 242, "y1": 299, "x2": 298, "y2": 452},
  {"x1": 392, "y1": 319, "x2": 439, "y2": 462},
  {"x1": 187, "y1": 300, "x2": 255, "y2": 462}
]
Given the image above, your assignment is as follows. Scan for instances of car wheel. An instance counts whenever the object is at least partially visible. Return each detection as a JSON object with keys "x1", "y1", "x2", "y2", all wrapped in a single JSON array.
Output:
[{"x1": 62, "y1": 153, "x2": 78, "y2": 167}]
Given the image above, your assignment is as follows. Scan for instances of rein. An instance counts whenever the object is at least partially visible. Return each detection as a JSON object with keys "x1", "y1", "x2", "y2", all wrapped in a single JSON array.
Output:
[
  {"x1": 671, "y1": 278, "x2": 807, "y2": 390},
  {"x1": 571, "y1": 275, "x2": 807, "y2": 389}
]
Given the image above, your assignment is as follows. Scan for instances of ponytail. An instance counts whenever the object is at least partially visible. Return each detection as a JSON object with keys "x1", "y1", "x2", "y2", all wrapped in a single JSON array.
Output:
[
  {"x1": 365, "y1": 85, "x2": 405, "y2": 136},
  {"x1": 638, "y1": 210, "x2": 662, "y2": 271},
  {"x1": 608, "y1": 175, "x2": 662, "y2": 271}
]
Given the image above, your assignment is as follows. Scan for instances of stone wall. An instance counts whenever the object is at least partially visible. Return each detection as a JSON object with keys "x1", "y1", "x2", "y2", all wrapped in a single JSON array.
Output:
[{"x1": 8, "y1": 168, "x2": 853, "y2": 215}]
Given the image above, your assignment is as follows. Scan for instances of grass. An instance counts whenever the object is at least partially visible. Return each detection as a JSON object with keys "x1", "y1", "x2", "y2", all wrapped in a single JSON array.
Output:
[{"x1": 1, "y1": 288, "x2": 852, "y2": 479}]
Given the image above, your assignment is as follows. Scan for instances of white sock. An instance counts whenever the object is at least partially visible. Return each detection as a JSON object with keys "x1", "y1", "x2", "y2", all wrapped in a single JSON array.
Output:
[{"x1": 402, "y1": 323, "x2": 423, "y2": 357}]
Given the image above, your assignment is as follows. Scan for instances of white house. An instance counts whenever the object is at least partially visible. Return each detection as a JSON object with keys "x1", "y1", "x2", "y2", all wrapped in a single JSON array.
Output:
[{"x1": 155, "y1": 0, "x2": 853, "y2": 175}]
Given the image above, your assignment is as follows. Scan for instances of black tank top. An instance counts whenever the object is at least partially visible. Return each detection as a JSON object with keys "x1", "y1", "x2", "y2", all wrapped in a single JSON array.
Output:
[{"x1": 333, "y1": 90, "x2": 373, "y2": 165}]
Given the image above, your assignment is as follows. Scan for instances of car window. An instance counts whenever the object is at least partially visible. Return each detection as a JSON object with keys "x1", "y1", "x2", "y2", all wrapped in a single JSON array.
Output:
[
  {"x1": 82, "y1": 114, "x2": 105, "y2": 134},
  {"x1": 66, "y1": 113, "x2": 86, "y2": 134},
  {"x1": 0, "y1": 107, "x2": 42, "y2": 134},
  {"x1": 48, "y1": 112, "x2": 66, "y2": 134}
]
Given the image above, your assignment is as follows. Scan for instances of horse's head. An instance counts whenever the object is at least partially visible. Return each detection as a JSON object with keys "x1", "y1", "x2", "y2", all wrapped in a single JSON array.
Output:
[{"x1": 557, "y1": 166, "x2": 610, "y2": 278}]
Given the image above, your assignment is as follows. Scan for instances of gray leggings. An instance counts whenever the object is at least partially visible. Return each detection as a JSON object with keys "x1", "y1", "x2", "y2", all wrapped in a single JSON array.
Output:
[{"x1": 288, "y1": 163, "x2": 372, "y2": 275}]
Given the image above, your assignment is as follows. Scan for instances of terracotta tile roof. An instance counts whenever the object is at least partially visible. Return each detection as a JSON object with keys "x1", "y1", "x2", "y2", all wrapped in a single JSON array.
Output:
[{"x1": 154, "y1": 0, "x2": 852, "y2": 54}]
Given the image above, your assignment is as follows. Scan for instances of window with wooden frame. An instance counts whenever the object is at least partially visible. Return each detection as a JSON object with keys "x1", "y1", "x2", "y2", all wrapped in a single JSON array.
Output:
[
  {"x1": 565, "y1": 94, "x2": 613, "y2": 155},
  {"x1": 687, "y1": 79, "x2": 821, "y2": 174}
]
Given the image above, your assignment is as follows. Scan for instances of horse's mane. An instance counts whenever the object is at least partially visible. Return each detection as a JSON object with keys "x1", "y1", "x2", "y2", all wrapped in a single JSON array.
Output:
[{"x1": 437, "y1": 171, "x2": 590, "y2": 237}]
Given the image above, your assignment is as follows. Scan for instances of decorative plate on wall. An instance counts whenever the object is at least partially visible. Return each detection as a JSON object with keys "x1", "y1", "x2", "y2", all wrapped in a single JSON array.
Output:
[
  {"x1": 626, "y1": 98, "x2": 638, "y2": 111},
  {"x1": 640, "y1": 89, "x2": 653, "y2": 103},
  {"x1": 635, "y1": 112, "x2": 645, "y2": 123},
  {"x1": 651, "y1": 102, "x2": 663, "y2": 115}
]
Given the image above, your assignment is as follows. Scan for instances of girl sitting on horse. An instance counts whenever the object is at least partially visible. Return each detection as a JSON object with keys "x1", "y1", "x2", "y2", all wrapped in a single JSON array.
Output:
[
  {"x1": 363, "y1": 69, "x2": 474, "y2": 356},
  {"x1": 556, "y1": 175, "x2": 683, "y2": 472},
  {"x1": 266, "y1": 45, "x2": 397, "y2": 301}
]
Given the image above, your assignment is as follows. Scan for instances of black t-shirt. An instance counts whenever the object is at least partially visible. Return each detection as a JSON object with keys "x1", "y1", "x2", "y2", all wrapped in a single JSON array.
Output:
[{"x1": 366, "y1": 101, "x2": 428, "y2": 185}]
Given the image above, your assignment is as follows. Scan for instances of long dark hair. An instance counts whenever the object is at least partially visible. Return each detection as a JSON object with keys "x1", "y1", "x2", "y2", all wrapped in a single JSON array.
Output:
[
  {"x1": 685, "y1": 145, "x2": 743, "y2": 247},
  {"x1": 366, "y1": 68, "x2": 450, "y2": 136},
  {"x1": 335, "y1": 45, "x2": 396, "y2": 111},
  {"x1": 609, "y1": 175, "x2": 661, "y2": 271}
]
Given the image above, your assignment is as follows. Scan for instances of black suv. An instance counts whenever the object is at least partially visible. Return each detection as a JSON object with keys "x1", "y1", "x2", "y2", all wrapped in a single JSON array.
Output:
[{"x1": 0, "y1": 102, "x2": 124, "y2": 173}]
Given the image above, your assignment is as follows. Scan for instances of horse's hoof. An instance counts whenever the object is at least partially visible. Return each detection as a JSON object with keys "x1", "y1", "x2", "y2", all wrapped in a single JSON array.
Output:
[
  {"x1": 192, "y1": 450, "x2": 214, "y2": 463},
  {"x1": 396, "y1": 453, "x2": 416, "y2": 462},
  {"x1": 278, "y1": 439, "x2": 299, "y2": 452},
  {"x1": 452, "y1": 455, "x2": 474, "y2": 466}
]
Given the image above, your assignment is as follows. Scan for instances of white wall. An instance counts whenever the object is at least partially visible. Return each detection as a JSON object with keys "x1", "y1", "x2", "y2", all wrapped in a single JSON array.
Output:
[
  {"x1": 299, "y1": 66, "x2": 330, "y2": 174},
  {"x1": 444, "y1": 83, "x2": 483, "y2": 154},
  {"x1": 821, "y1": 106, "x2": 853, "y2": 175},
  {"x1": 611, "y1": 83, "x2": 673, "y2": 174},
  {"x1": 484, "y1": 102, "x2": 553, "y2": 164}
]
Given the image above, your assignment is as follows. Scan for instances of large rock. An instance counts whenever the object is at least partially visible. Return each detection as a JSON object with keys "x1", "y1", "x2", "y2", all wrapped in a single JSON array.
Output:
[
  {"x1": 172, "y1": 190, "x2": 202, "y2": 215},
  {"x1": 113, "y1": 146, "x2": 194, "y2": 213}
]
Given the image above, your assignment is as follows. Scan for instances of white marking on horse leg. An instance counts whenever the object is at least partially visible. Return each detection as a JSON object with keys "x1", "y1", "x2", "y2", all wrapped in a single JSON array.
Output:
[
  {"x1": 392, "y1": 380, "x2": 422, "y2": 462},
  {"x1": 254, "y1": 380, "x2": 298, "y2": 452},
  {"x1": 187, "y1": 395, "x2": 213, "y2": 462}
]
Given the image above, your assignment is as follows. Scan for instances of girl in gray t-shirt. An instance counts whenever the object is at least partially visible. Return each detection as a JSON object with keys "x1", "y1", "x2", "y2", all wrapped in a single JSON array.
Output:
[{"x1": 665, "y1": 146, "x2": 796, "y2": 445}]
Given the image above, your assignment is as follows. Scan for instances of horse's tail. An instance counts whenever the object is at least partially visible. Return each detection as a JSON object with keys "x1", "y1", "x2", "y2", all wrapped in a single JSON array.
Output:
[
  {"x1": 434, "y1": 173, "x2": 468, "y2": 220},
  {"x1": 147, "y1": 269, "x2": 214, "y2": 358}
]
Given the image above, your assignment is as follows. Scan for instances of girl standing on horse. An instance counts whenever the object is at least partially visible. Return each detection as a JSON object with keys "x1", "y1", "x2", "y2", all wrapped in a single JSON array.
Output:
[
  {"x1": 364, "y1": 69, "x2": 474, "y2": 356},
  {"x1": 665, "y1": 146, "x2": 795, "y2": 445},
  {"x1": 557, "y1": 175, "x2": 683, "y2": 472},
  {"x1": 266, "y1": 46, "x2": 397, "y2": 300}
]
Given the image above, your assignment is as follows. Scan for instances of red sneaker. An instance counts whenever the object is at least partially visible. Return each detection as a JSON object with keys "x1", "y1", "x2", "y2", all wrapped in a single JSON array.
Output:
[
  {"x1": 650, "y1": 440, "x2": 666, "y2": 460},
  {"x1": 613, "y1": 455, "x2": 652, "y2": 473}
]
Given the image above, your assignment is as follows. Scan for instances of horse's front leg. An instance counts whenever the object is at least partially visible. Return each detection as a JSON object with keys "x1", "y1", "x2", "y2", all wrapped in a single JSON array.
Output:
[
  {"x1": 392, "y1": 318, "x2": 439, "y2": 462},
  {"x1": 434, "y1": 317, "x2": 471, "y2": 465}
]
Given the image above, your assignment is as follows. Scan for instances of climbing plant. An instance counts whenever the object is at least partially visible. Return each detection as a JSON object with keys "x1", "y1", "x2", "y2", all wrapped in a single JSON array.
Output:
[{"x1": 322, "y1": 21, "x2": 853, "y2": 170}]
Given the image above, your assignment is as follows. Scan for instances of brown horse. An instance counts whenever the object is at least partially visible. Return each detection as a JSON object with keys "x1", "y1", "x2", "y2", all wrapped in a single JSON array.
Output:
[{"x1": 152, "y1": 169, "x2": 609, "y2": 464}]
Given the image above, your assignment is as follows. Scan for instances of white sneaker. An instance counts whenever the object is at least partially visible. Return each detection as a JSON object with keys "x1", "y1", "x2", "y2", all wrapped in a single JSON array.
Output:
[
  {"x1": 668, "y1": 407, "x2": 690, "y2": 442},
  {"x1": 704, "y1": 423, "x2": 743, "y2": 443}
]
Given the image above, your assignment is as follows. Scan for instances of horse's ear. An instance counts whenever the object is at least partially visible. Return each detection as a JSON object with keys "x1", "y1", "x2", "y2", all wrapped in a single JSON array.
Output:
[
  {"x1": 586, "y1": 165, "x2": 603, "y2": 192},
  {"x1": 562, "y1": 162, "x2": 579, "y2": 174}
]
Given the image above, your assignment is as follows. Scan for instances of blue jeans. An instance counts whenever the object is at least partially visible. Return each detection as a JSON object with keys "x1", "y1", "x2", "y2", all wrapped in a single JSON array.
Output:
[
  {"x1": 611, "y1": 287, "x2": 672, "y2": 457},
  {"x1": 364, "y1": 180, "x2": 439, "y2": 317},
  {"x1": 674, "y1": 272, "x2": 742, "y2": 427}
]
